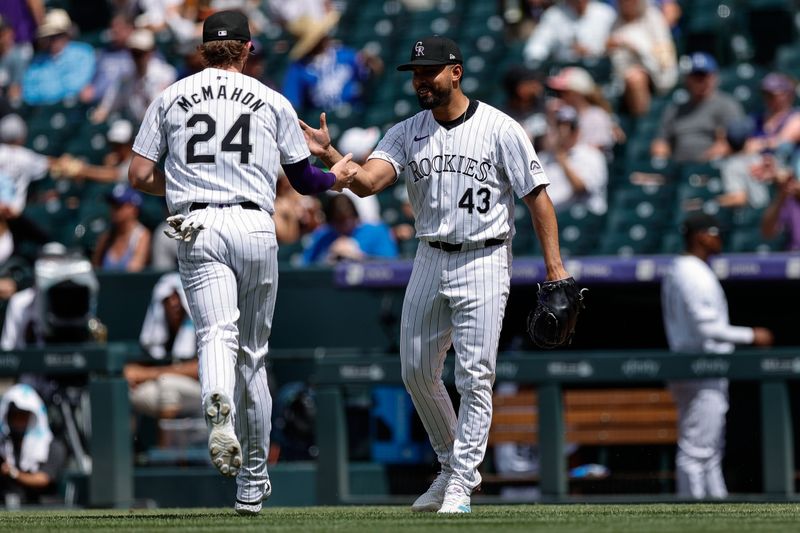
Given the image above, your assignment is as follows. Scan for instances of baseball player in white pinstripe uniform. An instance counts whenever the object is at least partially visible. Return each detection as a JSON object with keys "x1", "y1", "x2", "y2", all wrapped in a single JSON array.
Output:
[
  {"x1": 661, "y1": 213, "x2": 772, "y2": 499},
  {"x1": 301, "y1": 36, "x2": 570, "y2": 513},
  {"x1": 128, "y1": 11, "x2": 355, "y2": 515}
]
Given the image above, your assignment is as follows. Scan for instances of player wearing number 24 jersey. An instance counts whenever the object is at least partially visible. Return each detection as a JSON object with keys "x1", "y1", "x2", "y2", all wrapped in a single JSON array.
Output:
[
  {"x1": 128, "y1": 10, "x2": 355, "y2": 516},
  {"x1": 301, "y1": 36, "x2": 571, "y2": 513}
]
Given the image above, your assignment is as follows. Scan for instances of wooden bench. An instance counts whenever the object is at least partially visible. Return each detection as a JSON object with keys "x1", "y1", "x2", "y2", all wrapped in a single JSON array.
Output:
[{"x1": 484, "y1": 388, "x2": 678, "y2": 487}]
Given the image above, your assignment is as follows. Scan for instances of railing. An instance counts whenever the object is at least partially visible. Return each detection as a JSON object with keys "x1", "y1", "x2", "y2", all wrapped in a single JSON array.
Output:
[
  {"x1": 3, "y1": 345, "x2": 797, "y2": 507},
  {"x1": 312, "y1": 347, "x2": 799, "y2": 504}
]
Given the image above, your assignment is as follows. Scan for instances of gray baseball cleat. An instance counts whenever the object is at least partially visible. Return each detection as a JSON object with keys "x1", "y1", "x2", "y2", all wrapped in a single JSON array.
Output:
[
  {"x1": 411, "y1": 470, "x2": 451, "y2": 512},
  {"x1": 205, "y1": 390, "x2": 242, "y2": 478},
  {"x1": 234, "y1": 481, "x2": 272, "y2": 516}
]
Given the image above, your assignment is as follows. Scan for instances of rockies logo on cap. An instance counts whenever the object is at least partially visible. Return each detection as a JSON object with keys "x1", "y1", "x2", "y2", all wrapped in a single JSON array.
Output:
[{"x1": 398, "y1": 35, "x2": 463, "y2": 71}]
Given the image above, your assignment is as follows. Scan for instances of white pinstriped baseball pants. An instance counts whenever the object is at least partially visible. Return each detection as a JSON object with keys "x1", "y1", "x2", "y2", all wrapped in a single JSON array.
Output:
[
  {"x1": 400, "y1": 241, "x2": 511, "y2": 491},
  {"x1": 669, "y1": 379, "x2": 729, "y2": 499},
  {"x1": 177, "y1": 205, "x2": 277, "y2": 503}
]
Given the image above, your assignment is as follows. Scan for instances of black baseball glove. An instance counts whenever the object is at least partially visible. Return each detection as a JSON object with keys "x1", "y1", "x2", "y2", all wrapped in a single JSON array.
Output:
[{"x1": 527, "y1": 277, "x2": 586, "y2": 349}]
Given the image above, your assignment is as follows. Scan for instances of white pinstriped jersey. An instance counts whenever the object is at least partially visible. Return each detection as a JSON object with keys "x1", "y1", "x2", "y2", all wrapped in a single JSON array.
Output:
[
  {"x1": 132, "y1": 67, "x2": 310, "y2": 215},
  {"x1": 370, "y1": 101, "x2": 548, "y2": 244}
]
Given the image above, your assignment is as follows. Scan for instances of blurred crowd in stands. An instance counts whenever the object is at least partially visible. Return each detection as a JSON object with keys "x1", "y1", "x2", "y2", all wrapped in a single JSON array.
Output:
[{"x1": 0, "y1": 0, "x2": 793, "y2": 291}]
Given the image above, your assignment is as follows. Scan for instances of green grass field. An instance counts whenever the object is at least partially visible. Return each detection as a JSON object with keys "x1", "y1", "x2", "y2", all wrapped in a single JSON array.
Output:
[{"x1": 0, "y1": 504, "x2": 798, "y2": 533}]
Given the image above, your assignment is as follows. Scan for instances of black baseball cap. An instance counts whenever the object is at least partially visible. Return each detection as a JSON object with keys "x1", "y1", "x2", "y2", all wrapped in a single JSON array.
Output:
[
  {"x1": 203, "y1": 10, "x2": 250, "y2": 44},
  {"x1": 681, "y1": 212, "x2": 722, "y2": 236},
  {"x1": 397, "y1": 35, "x2": 463, "y2": 71}
]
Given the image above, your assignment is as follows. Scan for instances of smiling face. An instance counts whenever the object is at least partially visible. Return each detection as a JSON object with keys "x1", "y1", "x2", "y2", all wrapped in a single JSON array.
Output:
[{"x1": 411, "y1": 64, "x2": 462, "y2": 110}]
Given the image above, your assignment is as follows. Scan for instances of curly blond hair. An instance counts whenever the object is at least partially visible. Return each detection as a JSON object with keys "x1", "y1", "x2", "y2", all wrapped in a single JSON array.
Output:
[{"x1": 199, "y1": 40, "x2": 248, "y2": 69}]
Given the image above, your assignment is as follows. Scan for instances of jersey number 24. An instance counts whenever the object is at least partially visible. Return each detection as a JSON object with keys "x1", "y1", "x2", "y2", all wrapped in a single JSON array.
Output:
[{"x1": 186, "y1": 113, "x2": 253, "y2": 164}]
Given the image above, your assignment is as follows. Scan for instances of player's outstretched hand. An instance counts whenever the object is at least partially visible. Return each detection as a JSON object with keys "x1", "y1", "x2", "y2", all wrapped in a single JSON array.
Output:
[
  {"x1": 299, "y1": 112, "x2": 332, "y2": 158},
  {"x1": 330, "y1": 153, "x2": 357, "y2": 192}
]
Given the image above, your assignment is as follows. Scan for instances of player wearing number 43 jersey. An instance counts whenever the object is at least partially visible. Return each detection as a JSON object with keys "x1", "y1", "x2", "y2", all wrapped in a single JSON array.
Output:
[
  {"x1": 301, "y1": 36, "x2": 571, "y2": 513},
  {"x1": 128, "y1": 10, "x2": 355, "y2": 516}
]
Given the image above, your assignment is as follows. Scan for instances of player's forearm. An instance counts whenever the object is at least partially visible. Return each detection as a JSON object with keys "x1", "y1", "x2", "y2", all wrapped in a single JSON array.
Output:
[
  {"x1": 129, "y1": 157, "x2": 166, "y2": 196},
  {"x1": 698, "y1": 321, "x2": 755, "y2": 345},
  {"x1": 349, "y1": 165, "x2": 381, "y2": 197},
  {"x1": 525, "y1": 187, "x2": 568, "y2": 281},
  {"x1": 318, "y1": 146, "x2": 344, "y2": 168},
  {"x1": 282, "y1": 159, "x2": 335, "y2": 195}
]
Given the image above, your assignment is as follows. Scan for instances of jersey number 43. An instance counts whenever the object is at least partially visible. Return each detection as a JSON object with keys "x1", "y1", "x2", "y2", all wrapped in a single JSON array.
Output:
[
  {"x1": 186, "y1": 113, "x2": 253, "y2": 164},
  {"x1": 458, "y1": 187, "x2": 491, "y2": 214}
]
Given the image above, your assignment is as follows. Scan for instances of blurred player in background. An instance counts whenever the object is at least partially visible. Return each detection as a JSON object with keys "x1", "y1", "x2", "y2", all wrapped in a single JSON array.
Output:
[
  {"x1": 128, "y1": 10, "x2": 355, "y2": 515},
  {"x1": 661, "y1": 213, "x2": 773, "y2": 499},
  {"x1": 301, "y1": 35, "x2": 569, "y2": 513}
]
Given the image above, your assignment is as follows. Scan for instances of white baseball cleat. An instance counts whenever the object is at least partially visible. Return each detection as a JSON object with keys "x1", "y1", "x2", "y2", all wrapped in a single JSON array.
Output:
[
  {"x1": 437, "y1": 481, "x2": 471, "y2": 514},
  {"x1": 205, "y1": 391, "x2": 242, "y2": 478},
  {"x1": 234, "y1": 481, "x2": 272, "y2": 516},
  {"x1": 411, "y1": 470, "x2": 451, "y2": 512}
]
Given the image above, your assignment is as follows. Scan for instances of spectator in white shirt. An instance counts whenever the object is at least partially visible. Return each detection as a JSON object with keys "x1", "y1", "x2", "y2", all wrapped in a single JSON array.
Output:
[
  {"x1": 608, "y1": 0, "x2": 678, "y2": 116},
  {"x1": 539, "y1": 106, "x2": 608, "y2": 215},
  {"x1": 523, "y1": 0, "x2": 616, "y2": 64},
  {"x1": 661, "y1": 213, "x2": 773, "y2": 500}
]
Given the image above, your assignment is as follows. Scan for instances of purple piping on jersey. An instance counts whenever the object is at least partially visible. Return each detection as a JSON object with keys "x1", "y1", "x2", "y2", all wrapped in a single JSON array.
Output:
[{"x1": 282, "y1": 158, "x2": 335, "y2": 195}]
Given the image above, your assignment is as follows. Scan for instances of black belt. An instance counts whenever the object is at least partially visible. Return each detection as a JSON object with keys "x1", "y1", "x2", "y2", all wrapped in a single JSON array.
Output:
[
  {"x1": 189, "y1": 201, "x2": 260, "y2": 211},
  {"x1": 427, "y1": 238, "x2": 505, "y2": 252}
]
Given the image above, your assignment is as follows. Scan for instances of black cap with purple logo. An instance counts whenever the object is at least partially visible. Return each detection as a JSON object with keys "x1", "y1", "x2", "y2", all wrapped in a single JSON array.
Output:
[{"x1": 397, "y1": 35, "x2": 463, "y2": 71}]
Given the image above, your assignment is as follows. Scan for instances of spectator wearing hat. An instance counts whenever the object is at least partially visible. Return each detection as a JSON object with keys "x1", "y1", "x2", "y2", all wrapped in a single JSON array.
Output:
[
  {"x1": 651, "y1": 52, "x2": 744, "y2": 163},
  {"x1": 21, "y1": 9, "x2": 96, "y2": 106},
  {"x1": 92, "y1": 184, "x2": 151, "y2": 272},
  {"x1": 608, "y1": 0, "x2": 678, "y2": 116},
  {"x1": 539, "y1": 105, "x2": 608, "y2": 216},
  {"x1": 282, "y1": 11, "x2": 382, "y2": 113},
  {"x1": 91, "y1": 28, "x2": 177, "y2": 124},
  {"x1": 661, "y1": 213, "x2": 773, "y2": 499},
  {"x1": 0, "y1": 15, "x2": 31, "y2": 106},
  {"x1": 546, "y1": 66, "x2": 620, "y2": 156},
  {"x1": 523, "y1": 0, "x2": 615, "y2": 64},
  {"x1": 744, "y1": 73, "x2": 800, "y2": 155}
]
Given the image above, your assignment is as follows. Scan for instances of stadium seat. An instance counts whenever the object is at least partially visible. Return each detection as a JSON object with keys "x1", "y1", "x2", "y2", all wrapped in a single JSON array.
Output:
[
  {"x1": 777, "y1": 45, "x2": 800, "y2": 78},
  {"x1": 598, "y1": 226, "x2": 661, "y2": 256},
  {"x1": 725, "y1": 228, "x2": 786, "y2": 253},
  {"x1": 660, "y1": 231, "x2": 684, "y2": 255}
]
